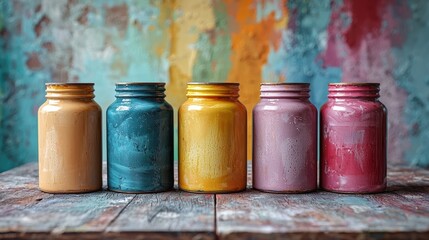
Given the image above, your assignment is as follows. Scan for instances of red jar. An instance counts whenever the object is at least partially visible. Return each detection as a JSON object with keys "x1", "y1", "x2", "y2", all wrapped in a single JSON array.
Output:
[{"x1": 320, "y1": 83, "x2": 387, "y2": 193}]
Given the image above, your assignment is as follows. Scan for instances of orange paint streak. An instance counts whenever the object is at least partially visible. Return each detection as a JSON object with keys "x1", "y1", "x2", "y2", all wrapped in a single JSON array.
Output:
[
  {"x1": 165, "y1": 0, "x2": 215, "y2": 120},
  {"x1": 153, "y1": 1, "x2": 173, "y2": 59},
  {"x1": 162, "y1": 0, "x2": 189, "y2": 114},
  {"x1": 224, "y1": 0, "x2": 287, "y2": 159}
]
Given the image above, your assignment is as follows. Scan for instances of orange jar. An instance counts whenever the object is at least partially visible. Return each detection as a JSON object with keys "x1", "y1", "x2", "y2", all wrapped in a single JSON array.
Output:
[{"x1": 38, "y1": 83, "x2": 102, "y2": 193}]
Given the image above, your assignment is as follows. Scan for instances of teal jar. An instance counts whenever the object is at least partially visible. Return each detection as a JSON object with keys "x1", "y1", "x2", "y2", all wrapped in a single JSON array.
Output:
[{"x1": 107, "y1": 82, "x2": 174, "y2": 193}]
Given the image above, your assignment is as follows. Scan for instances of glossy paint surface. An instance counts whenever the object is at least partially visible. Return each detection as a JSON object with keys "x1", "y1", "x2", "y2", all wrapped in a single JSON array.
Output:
[
  {"x1": 179, "y1": 83, "x2": 247, "y2": 193},
  {"x1": 253, "y1": 84, "x2": 317, "y2": 192},
  {"x1": 38, "y1": 84, "x2": 102, "y2": 193},
  {"x1": 107, "y1": 83, "x2": 173, "y2": 193},
  {"x1": 321, "y1": 84, "x2": 387, "y2": 193}
]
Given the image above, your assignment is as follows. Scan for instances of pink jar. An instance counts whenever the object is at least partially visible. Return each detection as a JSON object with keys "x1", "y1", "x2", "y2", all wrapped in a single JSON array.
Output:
[
  {"x1": 320, "y1": 83, "x2": 387, "y2": 193},
  {"x1": 253, "y1": 83, "x2": 317, "y2": 193}
]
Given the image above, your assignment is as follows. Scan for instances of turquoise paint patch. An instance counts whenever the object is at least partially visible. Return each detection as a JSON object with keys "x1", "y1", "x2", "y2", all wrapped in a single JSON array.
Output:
[
  {"x1": 0, "y1": 2, "x2": 5, "y2": 123},
  {"x1": 337, "y1": 196, "x2": 373, "y2": 206},
  {"x1": 0, "y1": 0, "x2": 172, "y2": 172},
  {"x1": 0, "y1": 2, "x2": 4, "y2": 31},
  {"x1": 256, "y1": 0, "x2": 286, "y2": 22},
  {"x1": 74, "y1": 0, "x2": 171, "y2": 161},
  {"x1": 264, "y1": 0, "x2": 341, "y2": 109},
  {"x1": 0, "y1": 1, "x2": 48, "y2": 172},
  {"x1": 192, "y1": 1, "x2": 231, "y2": 83},
  {"x1": 392, "y1": 1, "x2": 429, "y2": 167}
]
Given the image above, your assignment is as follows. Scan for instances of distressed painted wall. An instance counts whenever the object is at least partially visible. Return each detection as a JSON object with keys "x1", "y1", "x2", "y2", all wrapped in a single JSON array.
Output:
[{"x1": 1, "y1": 0, "x2": 428, "y2": 172}]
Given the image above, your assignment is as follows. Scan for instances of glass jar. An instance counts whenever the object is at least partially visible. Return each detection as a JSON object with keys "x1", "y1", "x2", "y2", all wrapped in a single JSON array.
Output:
[
  {"x1": 253, "y1": 83, "x2": 317, "y2": 192},
  {"x1": 320, "y1": 83, "x2": 387, "y2": 193},
  {"x1": 38, "y1": 83, "x2": 102, "y2": 193},
  {"x1": 107, "y1": 82, "x2": 174, "y2": 193},
  {"x1": 179, "y1": 82, "x2": 247, "y2": 193}
]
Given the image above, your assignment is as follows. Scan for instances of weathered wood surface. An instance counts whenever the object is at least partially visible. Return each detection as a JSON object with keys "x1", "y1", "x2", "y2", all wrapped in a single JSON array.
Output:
[
  {"x1": 217, "y1": 165, "x2": 429, "y2": 239},
  {"x1": 0, "y1": 163, "x2": 50, "y2": 217},
  {"x1": 107, "y1": 191, "x2": 215, "y2": 239},
  {"x1": 0, "y1": 163, "x2": 214, "y2": 239},
  {"x1": 1, "y1": 163, "x2": 429, "y2": 239},
  {"x1": 0, "y1": 163, "x2": 136, "y2": 239}
]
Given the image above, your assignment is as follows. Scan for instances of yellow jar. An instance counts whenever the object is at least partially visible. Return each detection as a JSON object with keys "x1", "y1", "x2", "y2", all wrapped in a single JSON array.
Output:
[
  {"x1": 179, "y1": 82, "x2": 247, "y2": 193},
  {"x1": 38, "y1": 83, "x2": 102, "y2": 193}
]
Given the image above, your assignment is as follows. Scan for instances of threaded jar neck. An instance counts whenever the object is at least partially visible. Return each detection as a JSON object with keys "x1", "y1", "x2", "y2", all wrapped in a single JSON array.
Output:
[
  {"x1": 45, "y1": 83, "x2": 95, "y2": 99},
  {"x1": 328, "y1": 83, "x2": 380, "y2": 99},
  {"x1": 260, "y1": 83, "x2": 310, "y2": 98},
  {"x1": 115, "y1": 82, "x2": 166, "y2": 98},
  {"x1": 186, "y1": 82, "x2": 239, "y2": 98}
]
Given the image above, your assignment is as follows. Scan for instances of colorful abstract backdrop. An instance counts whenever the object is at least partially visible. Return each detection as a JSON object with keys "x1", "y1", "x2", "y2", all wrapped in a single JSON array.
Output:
[{"x1": 1, "y1": 0, "x2": 428, "y2": 172}]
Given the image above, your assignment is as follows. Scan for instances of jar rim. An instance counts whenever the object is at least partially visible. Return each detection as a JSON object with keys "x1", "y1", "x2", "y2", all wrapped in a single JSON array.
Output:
[
  {"x1": 261, "y1": 83, "x2": 309, "y2": 86},
  {"x1": 329, "y1": 82, "x2": 379, "y2": 87},
  {"x1": 116, "y1": 82, "x2": 165, "y2": 86},
  {"x1": 188, "y1": 82, "x2": 239, "y2": 86},
  {"x1": 45, "y1": 82, "x2": 94, "y2": 86}
]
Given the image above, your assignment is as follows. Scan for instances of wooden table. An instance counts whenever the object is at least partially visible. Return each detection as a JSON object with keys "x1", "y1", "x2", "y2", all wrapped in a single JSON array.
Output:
[{"x1": 1, "y1": 163, "x2": 429, "y2": 239}]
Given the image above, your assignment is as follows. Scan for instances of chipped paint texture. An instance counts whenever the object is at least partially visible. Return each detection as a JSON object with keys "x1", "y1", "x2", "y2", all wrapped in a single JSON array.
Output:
[{"x1": 0, "y1": 0, "x2": 428, "y2": 171}]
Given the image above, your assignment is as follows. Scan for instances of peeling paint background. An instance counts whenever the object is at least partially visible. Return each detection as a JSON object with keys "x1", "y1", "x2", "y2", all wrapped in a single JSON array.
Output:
[{"x1": 1, "y1": 0, "x2": 428, "y2": 172}]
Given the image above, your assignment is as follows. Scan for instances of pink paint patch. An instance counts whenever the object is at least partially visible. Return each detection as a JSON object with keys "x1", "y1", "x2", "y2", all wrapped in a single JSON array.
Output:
[
  {"x1": 318, "y1": 2, "x2": 349, "y2": 68},
  {"x1": 319, "y1": 0, "x2": 411, "y2": 164},
  {"x1": 320, "y1": 33, "x2": 342, "y2": 67},
  {"x1": 33, "y1": 105, "x2": 39, "y2": 115},
  {"x1": 343, "y1": 0, "x2": 387, "y2": 50}
]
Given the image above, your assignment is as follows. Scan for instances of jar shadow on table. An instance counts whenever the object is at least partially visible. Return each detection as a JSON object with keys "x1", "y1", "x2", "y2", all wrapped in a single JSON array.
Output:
[
  {"x1": 385, "y1": 183, "x2": 429, "y2": 193},
  {"x1": 88, "y1": 186, "x2": 429, "y2": 195},
  {"x1": 96, "y1": 177, "x2": 429, "y2": 195}
]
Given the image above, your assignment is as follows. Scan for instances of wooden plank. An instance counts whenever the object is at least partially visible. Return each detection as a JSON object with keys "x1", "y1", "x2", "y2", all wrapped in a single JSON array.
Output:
[
  {"x1": 0, "y1": 162, "x2": 216, "y2": 239},
  {"x1": 0, "y1": 163, "x2": 51, "y2": 216},
  {"x1": 217, "y1": 190, "x2": 429, "y2": 239},
  {"x1": 0, "y1": 162, "x2": 136, "y2": 237},
  {"x1": 217, "y1": 165, "x2": 429, "y2": 239},
  {"x1": 2, "y1": 162, "x2": 429, "y2": 239},
  {"x1": 106, "y1": 190, "x2": 216, "y2": 239},
  {"x1": 0, "y1": 162, "x2": 40, "y2": 177},
  {"x1": 0, "y1": 191, "x2": 135, "y2": 233},
  {"x1": 387, "y1": 166, "x2": 429, "y2": 215}
]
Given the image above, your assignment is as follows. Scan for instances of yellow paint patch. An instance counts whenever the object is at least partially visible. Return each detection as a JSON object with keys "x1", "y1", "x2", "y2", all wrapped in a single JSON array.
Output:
[
  {"x1": 224, "y1": 0, "x2": 288, "y2": 159},
  {"x1": 153, "y1": 1, "x2": 173, "y2": 59},
  {"x1": 165, "y1": 0, "x2": 216, "y2": 115}
]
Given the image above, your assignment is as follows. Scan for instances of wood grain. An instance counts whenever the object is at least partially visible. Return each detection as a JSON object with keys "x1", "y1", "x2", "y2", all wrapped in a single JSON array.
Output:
[
  {"x1": 0, "y1": 163, "x2": 50, "y2": 215},
  {"x1": 107, "y1": 190, "x2": 215, "y2": 239},
  {"x1": 0, "y1": 163, "x2": 215, "y2": 239},
  {"x1": 0, "y1": 190, "x2": 135, "y2": 233},
  {"x1": 2, "y1": 163, "x2": 429, "y2": 239},
  {"x1": 216, "y1": 165, "x2": 429, "y2": 239},
  {"x1": 0, "y1": 163, "x2": 133, "y2": 237}
]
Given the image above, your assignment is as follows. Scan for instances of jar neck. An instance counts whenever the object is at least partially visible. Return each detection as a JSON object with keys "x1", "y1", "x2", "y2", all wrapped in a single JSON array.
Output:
[
  {"x1": 45, "y1": 83, "x2": 95, "y2": 100},
  {"x1": 186, "y1": 83, "x2": 239, "y2": 99},
  {"x1": 328, "y1": 83, "x2": 380, "y2": 99},
  {"x1": 115, "y1": 83, "x2": 166, "y2": 99},
  {"x1": 260, "y1": 83, "x2": 310, "y2": 99}
]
